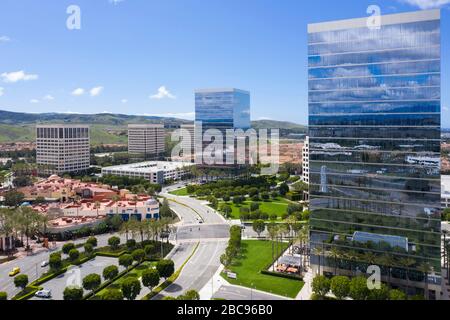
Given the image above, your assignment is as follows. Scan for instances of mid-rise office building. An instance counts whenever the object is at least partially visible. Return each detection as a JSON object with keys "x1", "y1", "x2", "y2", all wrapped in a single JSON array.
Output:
[
  {"x1": 195, "y1": 88, "x2": 250, "y2": 165},
  {"x1": 36, "y1": 124, "x2": 90, "y2": 174},
  {"x1": 128, "y1": 124, "x2": 165, "y2": 159},
  {"x1": 180, "y1": 123, "x2": 195, "y2": 162},
  {"x1": 442, "y1": 175, "x2": 450, "y2": 209},
  {"x1": 308, "y1": 10, "x2": 441, "y2": 298}
]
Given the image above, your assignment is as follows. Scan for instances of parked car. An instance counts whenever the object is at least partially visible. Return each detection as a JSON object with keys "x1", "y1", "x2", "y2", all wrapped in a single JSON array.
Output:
[
  {"x1": 35, "y1": 289, "x2": 52, "y2": 299},
  {"x1": 8, "y1": 267, "x2": 20, "y2": 277},
  {"x1": 41, "y1": 260, "x2": 49, "y2": 267}
]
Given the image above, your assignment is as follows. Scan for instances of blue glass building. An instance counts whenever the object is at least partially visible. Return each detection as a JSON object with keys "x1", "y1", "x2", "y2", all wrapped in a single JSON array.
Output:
[{"x1": 308, "y1": 10, "x2": 441, "y2": 298}]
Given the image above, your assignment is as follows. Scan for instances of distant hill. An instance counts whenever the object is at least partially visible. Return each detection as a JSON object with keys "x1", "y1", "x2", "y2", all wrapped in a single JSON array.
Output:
[{"x1": 0, "y1": 109, "x2": 307, "y2": 145}]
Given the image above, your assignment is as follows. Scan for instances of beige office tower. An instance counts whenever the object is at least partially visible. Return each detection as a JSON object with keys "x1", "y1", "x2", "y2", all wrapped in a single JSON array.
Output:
[
  {"x1": 36, "y1": 124, "x2": 90, "y2": 174},
  {"x1": 180, "y1": 124, "x2": 195, "y2": 162},
  {"x1": 128, "y1": 124, "x2": 165, "y2": 159}
]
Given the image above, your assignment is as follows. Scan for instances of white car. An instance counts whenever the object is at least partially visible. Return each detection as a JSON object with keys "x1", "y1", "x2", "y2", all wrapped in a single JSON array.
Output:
[
  {"x1": 35, "y1": 289, "x2": 52, "y2": 298},
  {"x1": 41, "y1": 261, "x2": 49, "y2": 267}
]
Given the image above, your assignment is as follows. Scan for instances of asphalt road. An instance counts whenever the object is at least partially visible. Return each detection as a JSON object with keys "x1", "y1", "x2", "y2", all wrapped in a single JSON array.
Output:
[{"x1": 30, "y1": 256, "x2": 124, "y2": 300}]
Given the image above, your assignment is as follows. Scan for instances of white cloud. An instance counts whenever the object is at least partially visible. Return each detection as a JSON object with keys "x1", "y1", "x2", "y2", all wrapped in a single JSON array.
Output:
[
  {"x1": 121, "y1": 99, "x2": 128, "y2": 104},
  {"x1": 43, "y1": 94, "x2": 55, "y2": 101},
  {"x1": 109, "y1": 0, "x2": 125, "y2": 4},
  {"x1": 1, "y1": 70, "x2": 38, "y2": 83},
  {"x1": 150, "y1": 86, "x2": 176, "y2": 99},
  {"x1": 0, "y1": 36, "x2": 10, "y2": 42},
  {"x1": 399, "y1": 0, "x2": 450, "y2": 9},
  {"x1": 90, "y1": 86, "x2": 104, "y2": 97},
  {"x1": 141, "y1": 112, "x2": 194, "y2": 120},
  {"x1": 71, "y1": 88, "x2": 85, "y2": 96},
  {"x1": 30, "y1": 99, "x2": 39, "y2": 104}
]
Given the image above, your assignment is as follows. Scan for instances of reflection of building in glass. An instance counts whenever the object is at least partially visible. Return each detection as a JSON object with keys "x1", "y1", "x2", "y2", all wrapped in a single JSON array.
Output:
[
  {"x1": 308, "y1": 10, "x2": 442, "y2": 298},
  {"x1": 195, "y1": 88, "x2": 250, "y2": 165}
]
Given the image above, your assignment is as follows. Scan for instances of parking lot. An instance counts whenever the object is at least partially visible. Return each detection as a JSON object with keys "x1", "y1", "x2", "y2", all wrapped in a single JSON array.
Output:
[{"x1": 31, "y1": 256, "x2": 124, "y2": 300}]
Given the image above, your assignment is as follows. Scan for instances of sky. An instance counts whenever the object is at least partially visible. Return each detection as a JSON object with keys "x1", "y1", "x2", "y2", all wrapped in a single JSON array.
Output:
[{"x1": 0, "y1": 0, "x2": 449, "y2": 127}]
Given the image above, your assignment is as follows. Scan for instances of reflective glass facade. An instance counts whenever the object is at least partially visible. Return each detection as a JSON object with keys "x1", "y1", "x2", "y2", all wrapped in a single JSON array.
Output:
[{"x1": 308, "y1": 10, "x2": 441, "y2": 288}]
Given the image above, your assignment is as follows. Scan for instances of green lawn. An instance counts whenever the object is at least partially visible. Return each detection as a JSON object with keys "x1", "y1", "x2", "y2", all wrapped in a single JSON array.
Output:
[
  {"x1": 222, "y1": 240, "x2": 303, "y2": 298},
  {"x1": 96, "y1": 261, "x2": 156, "y2": 298},
  {"x1": 169, "y1": 187, "x2": 189, "y2": 196},
  {"x1": 219, "y1": 197, "x2": 292, "y2": 220}
]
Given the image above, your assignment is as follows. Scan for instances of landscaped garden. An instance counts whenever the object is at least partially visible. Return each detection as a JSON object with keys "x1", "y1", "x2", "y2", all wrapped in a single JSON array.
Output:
[
  {"x1": 221, "y1": 240, "x2": 304, "y2": 298},
  {"x1": 169, "y1": 187, "x2": 189, "y2": 196},
  {"x1": 218, "y1": 197, "x2": 293, "y2": 220}
]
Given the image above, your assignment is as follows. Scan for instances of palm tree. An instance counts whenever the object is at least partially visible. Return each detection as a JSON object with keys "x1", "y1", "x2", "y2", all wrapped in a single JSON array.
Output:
[
  {"x1": 94, "y1": 201, "x2": 101, "y2": 218},
  {"x1": 398, "y1": 257, "x2": 416, "y2": 294},
  {"x1": 418, "y1": 262, "x2": 433, "y2": 300},
  {"x1": 378, "y1": 254, "x2": 396, "y2": 284},
  {"x1": 328, "y1": 247, "x2": 342, "y2": 275},
  {"x1": 345, "y1": 250, "x2": 359, "y2": 273},
  {"x1": 312, "y1": 245, "x2": 325, "y2": 275},
  {"x1": 119, "y1": 220, "x2": 130, "y2": 241},
  {"x1": 267, "y1": 224, "x2": 278, "y2": 271}
]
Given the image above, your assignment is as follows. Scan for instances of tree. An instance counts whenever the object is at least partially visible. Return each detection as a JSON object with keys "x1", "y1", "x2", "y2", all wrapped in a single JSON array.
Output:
[
  {"x1": 330, "y1": 276, "x2": 350, "y2": 300},
  {"x1": 0, "y1": 292, "x2": 7, "y2": 300},
  {"x1": 144, "y1": 244, "x2": 156, "y2": 257},
  {"x1": 142, "y1": 268, "x2": 160, "y2": 291},
  {"x1": 311, "y1": 275, "x2": 330, "y2": 299},
  {"x1": 3, "y1": 190, "x2": 25, "y2": 207},
  {"x1": 418, "y1": 262, "x2": 433, "y2": 300},
  {"x1": 279, "y1": 183, "x2": 289, "y2": 196},
  {"x1": 102, "y1": 265, "x2": 119, "y2": 281},
  {"x1": 119, "y1": 254, "x2": 133, "y2": 270},
  {"x1": 121, "y1": 277, "x2": 141, "y2": 300},
  {"x1": 68, "y1": 248, "x2": 80, "y2": 261},
  {"x1": 389, "y1": 289, "x2": 407, "y2": 300},
  {"x1": 82, "y1": 274, "x2": 101, "y2": 292},
  {"x1": 267, "y1": 223, "x2": 278, "y2": 271},
  {"x1": 132, "y1": 249, "x2": 145, "y2": 262},
  {"x1": 222, "y1": 205, "x2": 232, "y2": 219},
  {"x1": 156, "y1": 259, "x2": 175, "y2": 279},
  {"x1": 49, "y1": 252, "x2": 62, "y2": 271},
  {"x1": 108, "y1": 236, "x2": 121, "y2": 251},
  {"x1": 14, "y1": 274, "x2": 28, "y2": 290},
  {"x1": 84, "y1": 243, "x2": 94, "y2": 255},
  {"x1": 126, "y1": 239, "x2": 137, "y2": 251},
  {"x1": 252, "y1": 219, "x2": 266, "y2": 238},
  {"x1": 62, "y1": 242, "x2": 75, "y2": 255},
  {"x1": 250, "y1": 202, "x2": 260, "y2": 212},
  {"x1": 220, "y1": 253, "x2": 233, "y2": 270},
  {"x1": 86, "y1": 236, "x2": 98, "y2": 247},
  {"x1": 160, "y1": 198, "x2": 173, "y2": 219},
  {"x1": 368, "y1": 283, "x2": 390, "y2": 300},
  {"x1": 349, "y1": 276, "x2": 370, "y2": 300},
  {"x1": 63, "y1": 286, "x2": 83, "y2": 300},
  {"x1": 102, "y1": 289, "x2": 124, "y2": 300},
  {"x1": 180, "y1": 290, "x2": 200, "y2": 300}
]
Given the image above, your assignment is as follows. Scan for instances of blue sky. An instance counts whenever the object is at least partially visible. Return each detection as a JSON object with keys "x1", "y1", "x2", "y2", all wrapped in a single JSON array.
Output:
[{"x1": 0, "y1": 0, "x2": 449, "y2": 127}]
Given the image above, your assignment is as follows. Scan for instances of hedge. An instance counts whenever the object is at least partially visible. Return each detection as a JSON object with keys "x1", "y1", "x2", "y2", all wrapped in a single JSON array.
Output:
[{"x1": 260, "y1": 270, "x2": 303, "y2": 281}]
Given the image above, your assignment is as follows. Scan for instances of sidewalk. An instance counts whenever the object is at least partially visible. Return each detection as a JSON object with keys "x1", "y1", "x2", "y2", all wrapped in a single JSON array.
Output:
[
  {"x1": 296, "y1": 268, "x2": 314, "y2": 300},
  {"x1": 199, "y1": 264, "x2": 228, "y2": 300}
]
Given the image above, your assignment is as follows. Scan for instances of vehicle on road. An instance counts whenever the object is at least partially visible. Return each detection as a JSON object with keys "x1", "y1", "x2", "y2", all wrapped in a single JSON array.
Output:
[
  {"x1": 199, "y1": 220, "x2": 203, "y2": 224},
  {"x1": 41, "y1": 260, "x2": 49, "y2": 267},
  {"x1": 9, "y1": 267, "x2": 20, "y2": 277},
  {"x1": 35, "y1": 289, "x2": 52, "y2": 299}
]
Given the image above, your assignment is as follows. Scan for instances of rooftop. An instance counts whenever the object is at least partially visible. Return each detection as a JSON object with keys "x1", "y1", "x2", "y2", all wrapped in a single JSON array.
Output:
[{"x1": 102, "y1": 161, "x2": 192, "y2": 173}]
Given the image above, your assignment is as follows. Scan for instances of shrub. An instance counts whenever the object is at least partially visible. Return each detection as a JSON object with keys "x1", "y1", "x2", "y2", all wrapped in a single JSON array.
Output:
[
  {"x1": 63, "y1": 286, "x2": 83, "y2": 300},
  {"x1": 108, "y1": 236, "x2": 120, "y2": 250},
  {"x1": 132, "y1": 249, "x2": 145, "y2": 262},
  {"x1": 142, "y1": 268, "x2": 160, "y2": 290},
  {"x1": 119, "y1": 254, "x2": 133, "y2": 269},
  {"x1": 82, "y1": 274, "x2": 101, "y2": 292},
  {"x1": 14, "y1": 274, "x2": 29, "y2": 289},
  {"x1": 250, "y1": 202, "x2": 260, "y2": 212},
  {"x1": 84, "y1": 243, "x2": 94, "y2": 255},
  {"x1": 368, "y1": 283, "x2": 390, "y2": 300},
  {"x1": 349, "y1": 276, "x2": 370, "y2": 300},
  {"x1": 86, "y1": 236, "x2": 98, "y2": 247},
  {"x1": 270, "y1": 191, "x2": 279, "y2": 199},
  {"x1": 389, "y1": 289, "x2": 407, "y2": 300},
  {"x1": 102, "y1": 289, "x2": 124, "y2": 300},
  {"x1": 121, "y1": 277, "x2": 141, "y2": 300},
  {"x1": 102, "y1": 265, "x2": 119, "y2": 281},
  {"x1": 251, "y1": 195, "x2": 260, "y2": 202},
  {"x1": 156, "y1": 259, "x2": 175, "y2": 279},
  {"x1": 179, "y1": 290, "x2": 200, "y2": 300},
  {"x1": 126, "y1": 239, "x2": 137, "y2": 251},
  {"x1": 269, "y1": 213, "x2": 278, "y2": 221},
  {"x1": 312, "y1": 275, "x2": 330, "y2": 299},
  {"x1": 0, "y1": 292, "x2": 7, "y2": 300},
  {"x1": 68, "y1": 249, "x2": 80, "y2": 261},
  {"x1": 49, "y1": 252, "x2": 62, "y2": 270},
  {"x1": 144, "y1": 244, "x2": 156, "y2": 256},
  {"x1": 62, "y1": 243, "x2": 75, "y2": 254},
  {"x1": 330, "y1": 276, "x2": 350, "y2": 300}
]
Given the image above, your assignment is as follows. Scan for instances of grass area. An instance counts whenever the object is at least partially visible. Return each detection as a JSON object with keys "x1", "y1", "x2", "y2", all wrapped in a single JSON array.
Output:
[
  {"x1": 222, "y1": 240, "x2": 303, "y2": 298},
  {"x1": 96, "y1": 261, "x2": 156, "y2": 298},
  {"x1": 219, "y1": 197, "x2": 292, "y2": 220},
  {"x1": 169, "y1": 187, "x2": 189, "y2": 196}
]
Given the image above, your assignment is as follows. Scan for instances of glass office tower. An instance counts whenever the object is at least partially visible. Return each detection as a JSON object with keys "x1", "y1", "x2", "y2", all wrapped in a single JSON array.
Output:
[
  {"x1": 195, "y1": 88, "x2": 251, "y2": 165},
  {"x1": 308, "y1": 10, "x2": 441, "y2": 297}
]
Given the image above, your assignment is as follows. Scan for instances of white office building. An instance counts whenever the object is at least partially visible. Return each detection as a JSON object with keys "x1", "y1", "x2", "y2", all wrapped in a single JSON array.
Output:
[
  {"x1": 180, "y1": 123, "x2": 195, "y2": 162},
  {"x1": 128, "y1": 124, "x2": 165, "y2": 158},
  {"x1": 102, "y1": 161, "x2": 192, "y2": 184},
  {"x1": 36, "y1": 125, "x2": 90, "y2": 174},
  {"x1": 442, "y1": 175, "x2": 450, "y2": 209}
]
